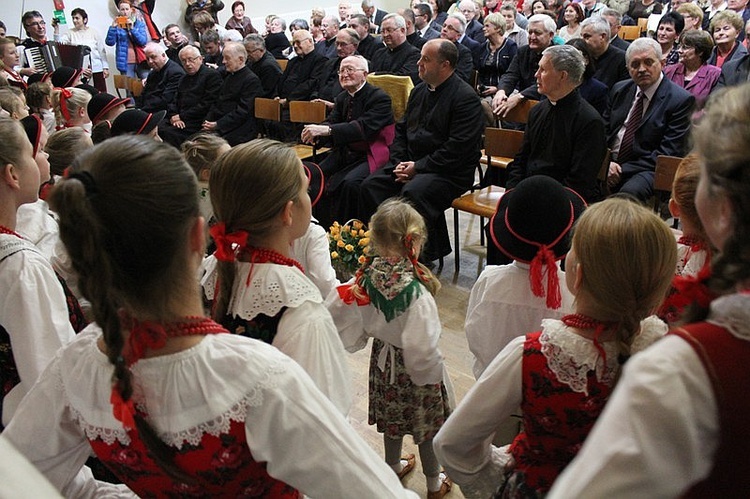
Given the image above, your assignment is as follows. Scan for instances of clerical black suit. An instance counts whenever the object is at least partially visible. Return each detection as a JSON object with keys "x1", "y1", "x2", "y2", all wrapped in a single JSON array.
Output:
[
  {"x1": 311, "y1": 56, "x2": 346, "y2": 103},
  {"x1": 313, "y1": 82, "x2": 394, "y2": 226},
  {"x1": 370, "y1": 41, "x2": 421, "y2": 83},
  {"x1": 592, "y1": 45, "x2": 629, "y2": 89},
  {"x1": 205, "y1": 65, "x2": 261, "y2": 146},
  {"x1": 276, "y1": 51, "x2": 327, "y2": 101},
  {"x1": 506, "y1": 89, "x2": 607, "y2": 202},
  {"x1": 359, "y1": 73, "x2": 483, "y2": 261},
  {"x1": 455, "y1": 41, "x2": 476, "y2": 83},
  {"x1": 139, "y1": 59, "x2": 185, "y2": 113},
  {"x1": 159, "y1": 64, "x2": 222, "y2": 147},
  {"x1": 358, "y1": 35, "x2": 384, "y2": 61},
  {"x1": 250, "y1": 50, "x2": 282, "y2": 98}
]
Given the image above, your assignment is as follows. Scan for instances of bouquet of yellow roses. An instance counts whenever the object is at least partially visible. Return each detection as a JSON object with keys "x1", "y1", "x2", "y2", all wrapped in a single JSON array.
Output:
[{"x1": 328, "y1": 219, "x2": 371, "y2": 280}]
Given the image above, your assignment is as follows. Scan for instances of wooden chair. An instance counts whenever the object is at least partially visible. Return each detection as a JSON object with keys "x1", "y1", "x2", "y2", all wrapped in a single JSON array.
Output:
[
  {"x1": 637, "y1": 17, "x2": 649, "y2": 36},
  {"x1": 502, "y1": 98, "x2": 538, "y2": 124},
  {"x1": 366, "y1": 74, "x2": 414, "y2": 122},
  {"x1": 254, "y1": 97, "x2": 281, "y2": 123},
  {"x1": 113, "y1": 74, "x2": 130, "y2": 98},
  {"x1": 129, "y1": 77, "x2": 144, "y2": 97},
  {"x1": 653, "y1": 155, "x2": 682, "y2": 226},
  {"x1": 451, "y1": 128, "x2": 524, "y2": 273},
  {"x1": 289, "y1": 100, "x2": 330, "y2": 161},
  {"x1": 276, "y1": 58, "x2": 288, "y2": 71},
  {"x1": 619, "y1": 25, "x2": 641, "y2": 41}
]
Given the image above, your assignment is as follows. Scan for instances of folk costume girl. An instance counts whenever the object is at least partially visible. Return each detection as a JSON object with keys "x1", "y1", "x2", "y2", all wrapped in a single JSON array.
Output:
[
  {"x1": 2, "y1": 136, "x2": 418, "y2": 498},
  {"x1": 203, "y1": 139, "x2": 352, "y2": 416},
  {"x1": 326, "y1": 198, "x2": 454, "y2": 499},
  {"x1": 0, "y1": 117, "x2": 75, "y2": 428},
  {"x1": 434, "y1": 197, "x2": 676, "y2": 498}
]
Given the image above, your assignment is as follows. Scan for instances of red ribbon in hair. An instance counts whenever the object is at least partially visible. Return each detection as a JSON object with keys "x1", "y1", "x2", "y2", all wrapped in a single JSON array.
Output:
[
  {"x1": 110, "y1": 385, "x2": 136, "y2": 430},
  {"x1": 209, "y1": 222, "x2": 249, "y2": 262},
  {"x1": 529, "y1": 245, "x2": 562, "y2": 309},
  {"x1": 337, "y1": 283, "x2": 371, "y2": 305},
  {"x1": 56, "y1": 87, "x2": 73, "y2": 122}
]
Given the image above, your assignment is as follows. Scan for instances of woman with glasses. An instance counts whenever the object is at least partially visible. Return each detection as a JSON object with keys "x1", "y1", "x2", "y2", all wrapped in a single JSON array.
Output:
[{"x1": 664, "y1": 30, "x2": 720, "y2": 109}]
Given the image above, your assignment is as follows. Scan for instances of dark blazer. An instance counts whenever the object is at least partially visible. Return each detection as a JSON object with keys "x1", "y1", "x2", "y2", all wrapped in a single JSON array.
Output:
[
  {"x1": 610, "y1": 36, "x2": 630, "y2": 52},
  {"x1": 371, "y1": 8, "x2": 388, "y2": 31},
  {"x1": 717, "y1": 53, "x2": 750, "y2": 89},
  {"x1": 460, "y1": 34, "x2": 482, "y2": 64},
  {"x1": 276, "y1": 51, "x2": 327, "y2": 101},
  {"x1": 139, "y1": 59, "x2": 185, "y2": 113},
  {"x1": 315, "y1": 37, "x2": 338, "y2": 59},
  {"x1": 159, "y1": 64, "x2": 222, "y2": 146},
  {"x1": 358, "y1": 34, "x2": 384, "y2": 61},
  {"x1": 707, "y1": 42, "x2": 748, "y2": 67},
  {"x1": 312, "y1": 56, "x2": 346, "y2": 102},
  {"x1": 206, "y1": 65, "x2": 261, "y2": 146},
  {"x1": 371, "y1": 41, "x2": 421, "y2": 83},
  {"x1": 605, "y1": 77, "x2": 694, "y2": 175},
  {"x1": 265, "y1": 32, "x2": 291, "y2": 59},
  {"x1": 249, "y1": 50, "x2": 282, "y2": 98},
  {"x1": 465, "y1": 19, "x2": 486, "y2": 44},
  {"x1": 592, "y1": 45, "x2": 629, "y2": 89},
  {"x1": 407, "y1": 32, "x2": 427, "y2": 49},
  {"x1": 455, "y1": 41, "x2": 476, "y2": 83},
  {"x1": 498, "y1": 45, "x2": 543, "y2": 99},
  {"x1": 665, "y1": 62, "x2": 720, "y2": 107},
  {"x1": 420, "y1": 27, "x2": 441, "y2": 41}
]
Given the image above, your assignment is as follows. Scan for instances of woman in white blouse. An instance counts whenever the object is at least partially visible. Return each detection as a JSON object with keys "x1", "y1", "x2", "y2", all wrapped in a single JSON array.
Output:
[{"x1": 55, "y1": 8, "x2": 109, "y2": 92}]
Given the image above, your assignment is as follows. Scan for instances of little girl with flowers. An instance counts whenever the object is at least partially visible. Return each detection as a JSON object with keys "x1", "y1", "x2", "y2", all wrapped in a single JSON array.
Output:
[{"x1": 326, "y1": 198, "x2": 454, "y2": 499}]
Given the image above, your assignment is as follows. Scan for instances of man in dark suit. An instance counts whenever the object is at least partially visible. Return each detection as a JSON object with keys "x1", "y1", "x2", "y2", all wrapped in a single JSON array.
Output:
[
  {"x1": 460, "y1": 0, "x2": 487, "y2": 44},
  {"x1": 139, "y1": 42, "x2": 185, "y2": 113},
  {"x1": 359, "y1": 39, "x2": 483, "y2": 263},
  {"x1": 202, "y1": 42, "x2": 261, "y2": 146},
  {"x1": 315, "y1": 15, "x2": 340, "y2": 59},
  {"x1": 349, "y1": 14, "x2": 384, "y2": 60},
  {"x1": 403, "y1": 8, "x2": 428, "y2": 49},
  {"x1": 414, "y1": 3, "x2": 442, "y2": 41},
  {"x1": 371, "y1": 14, "x2": 421, "y2": 83},
  {"x1": 440, "y1": 14, "x2": 478, "y2": 83},
  {"x1": 580, "y1": 16, "x2": 629, "y2": 89},
  {"x1": 311, "y1": 28, "x2": 361, "y2": 107},
  {"x1": 493, "y1": 14, "x2": 555, "y2": 117},
  {"x1": 164, "y1": 24, "x2": 190, "y2": 63},
  {"x1": 301, "y1": 55, "x2": 395, "y2": 226},
  {"x1": 159, "y1": 46, "x2": 222, "y2": 147},
  {"x1": 362, "y1": 0, "x2": 388, "y2": 33},
  {"x1": 243, "y1": 34, "x2": 282, "y2": 98},
  {"x1": 602, "y1": 9, "x2": 631, "y2": 52},
  {"x1": 605, "y1": 38, "x2": 695, "y2": 202},
  {"x1": 716, "y1": 52, "x2": 750, "y2": 87}
]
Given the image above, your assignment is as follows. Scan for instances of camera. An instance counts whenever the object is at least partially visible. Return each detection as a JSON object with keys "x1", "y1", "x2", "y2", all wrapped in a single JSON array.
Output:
[{"x1": 478, "y1": 84, "x2": 487, "y2": 93}]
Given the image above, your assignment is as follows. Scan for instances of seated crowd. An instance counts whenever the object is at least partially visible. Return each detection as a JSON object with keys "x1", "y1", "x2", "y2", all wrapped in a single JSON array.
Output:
[{"x1": 1, "y1": 0, "x2": 750, "y2": 497}]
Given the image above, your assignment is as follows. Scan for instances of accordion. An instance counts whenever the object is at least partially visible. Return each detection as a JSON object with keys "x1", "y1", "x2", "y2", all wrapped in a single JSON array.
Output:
[{"x1": 24, "y1": 41, "x2": 91, "y2": 73}]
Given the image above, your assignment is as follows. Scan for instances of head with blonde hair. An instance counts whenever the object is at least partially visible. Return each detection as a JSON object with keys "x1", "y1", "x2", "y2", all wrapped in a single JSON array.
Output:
[
  {"x1": 209, "y1": 139, "x2": 309, "y2": 320},
  {"x1": 46, "y1": 127, "x2": 93, "y2": 176},
  {"x1": 669, "y1": 154, "x2": 706, "y2": 242},
  {"x1": 360, "y1": 198, "x2": 441, "y2": 296},
  {"x1": 51, "y1": 87, "x2": 91, "y2": 126},
  {"x1": 181, "y1": 133, "x2": 230, "y2": 180},
  {"x1": 568, "y1": 197, "x2": 676, "y2": 359}
]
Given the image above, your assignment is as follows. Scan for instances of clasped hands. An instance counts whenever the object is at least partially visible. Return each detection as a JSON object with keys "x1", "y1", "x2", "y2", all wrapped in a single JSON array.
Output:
[
  {"x1": 394, "y1": 162, "x2": 416, "y2": 183},
  {"x1": 491, "y1": 90, "x2": 524, "y2": 117},
  {"x1": 301, "y1": 124, "x2": 329, "y2": 145}
]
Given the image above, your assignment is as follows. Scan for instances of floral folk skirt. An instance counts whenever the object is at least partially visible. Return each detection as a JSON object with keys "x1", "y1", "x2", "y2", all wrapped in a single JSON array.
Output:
[{"x1": 368, "y1": 338, "x2": 451, "y2": 444}]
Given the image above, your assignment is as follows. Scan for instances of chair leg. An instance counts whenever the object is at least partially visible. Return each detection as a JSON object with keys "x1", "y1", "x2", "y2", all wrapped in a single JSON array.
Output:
[
  {"x1": 453, "y1": 208, "x2": 460, "y2": 273},
  {"x1": 479, "y1": 216, "x2": 485, "y2": 246}
]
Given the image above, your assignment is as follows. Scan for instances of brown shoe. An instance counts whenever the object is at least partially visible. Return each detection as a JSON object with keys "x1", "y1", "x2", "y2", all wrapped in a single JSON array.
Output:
[
  {"x1": 397, "y1": 454, "x2": 416, "y2": 480},
  {"x1": 427, "y1": 473, "x2": 452, "y2": 499}
]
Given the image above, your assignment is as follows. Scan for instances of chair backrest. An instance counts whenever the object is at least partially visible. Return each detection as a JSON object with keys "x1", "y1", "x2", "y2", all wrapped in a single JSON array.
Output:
[
  {"x1": 654, "y1": 155, "x2": 682, "y2": 193},
  {"x1": 366, "y1": 73, "x2": 414, "y2": 122},
  {"x1": 502, "y1": 99, "x2": 538, "y2": 124},
  {"x1": 289, "y1": 100, "x2": 327, "y2": 124},
  {"x1": 276, "y1": 58, "x2": 288, "y2": 71},
  {"x1": 637, "y1": 17, "x2": 649, "y2": 35},
  {"x1": 113, "y1": 74, "x2": 129, "y2": 98},
  {"x1": 130, "y1": 78, "x2": 144, "y2": 97},
  {"x1": 619, "y1": 25, "x2": 640, "y2": 41},
  {"x1": 254, "y1": 97, "x2": 281, "y2": 121},
  {"x1": 484, "y1": 128, "x2": 524, "y2": 160}
]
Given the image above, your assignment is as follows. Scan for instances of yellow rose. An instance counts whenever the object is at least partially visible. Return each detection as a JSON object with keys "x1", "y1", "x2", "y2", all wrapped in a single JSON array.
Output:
[
  {"x1": 364, "y1": 230, "x2": 371, "y2": 237},
  {"x1": 332, "y1": 221, "x2": 340, "y2": 228},
  {"x1": 350, "y1": 227, "x2": 359, "y2": 236},
  {"x1": 330, "y1": 227, "x2": 339, "y2": 236},
  {"x1": 345, "y1": 244, "x2": 354, "y2": 252},
  {"x1": 359, "y1": 238, "x2": 369, "y2": 247},
  {"x1": 359, "y1": 229, "x2": 365, "y2": 236},
  {"x1": 337, "y1": 240, "x2": 345, "y2": 248},
  {"x1": 352, "y1": 221, "x2": 363, "y2": 230},
  {"x1": 358, "y1": 255, "x2": 367, "y2": 264},
  {"x1": 331, "y1": 251, "x2": 339, "y2": 259}
]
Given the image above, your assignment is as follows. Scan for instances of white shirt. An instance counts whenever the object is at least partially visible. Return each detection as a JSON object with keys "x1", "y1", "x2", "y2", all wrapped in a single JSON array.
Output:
[
  {"x1": 3, "y1": 328, "x2": 418, "y2": 498},
  {"x1": 291, "y1": 219, "x2": 339, "y2": 299},
  {"x1": 465, "y1": 261, "x2": 574, "y2": 378},
  {"x1": 15, "y1": 199, "x2": 59, "y2": 261},
  {"x1": 202, "y1": 257, "x2": 352, "y2": 416},
  {"x1": 0, "y1": 235, "x2": 75, "y2": 426}
]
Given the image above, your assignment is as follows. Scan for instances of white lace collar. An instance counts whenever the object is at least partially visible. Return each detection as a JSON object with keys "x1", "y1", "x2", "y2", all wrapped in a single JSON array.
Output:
[
  {"x1": 201, "y1": 256, "x2": 322, "y2": 319},
  {"x1": 540, "y1": 315, "x2": 667, "y2": 395},
  {"x1": 58, "y1": 325, "x2": 293, "y2": 449},
  {"x1": 708, "y1": 292, "x2": 750, "y2": 341}
]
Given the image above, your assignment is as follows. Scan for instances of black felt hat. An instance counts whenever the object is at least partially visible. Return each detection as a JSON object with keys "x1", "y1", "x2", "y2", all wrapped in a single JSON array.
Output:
[
  {"x1": 88, "y1": 92, "x2": 130, "y2": 124},
  {"x1": 111, "y1": 109, "x2": 166, "y2": 137},
  {"x1": 490, "y1": 176, "x2": 586, "y2": 263},
  {"x1": 50, "y1": 66, "x2": 83, "y2": 88},
  {"x1": 20, "y1": 114, "x2": 43, "y2": 156},
  {"x1": 303, "y1": 161, "x2": 325, "y2": 208}
]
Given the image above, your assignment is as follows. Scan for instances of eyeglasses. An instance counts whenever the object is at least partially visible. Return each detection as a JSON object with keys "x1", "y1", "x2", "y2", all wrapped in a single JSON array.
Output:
[
  {"x1": 443, "y1": 24, "x2": 460, "y2": 33},
  {"x1": 25, "y1": 20, "x2": 46, "y2": 28},
  {"x1": 338, "y1": 67, "x2": 365, "y2": 75},
  {"x1": 335, "y1": 41, "x2": 353, "y2": 46},
  {"x1": 181, "y1": 55, "x2": 203, "y2": 64}
]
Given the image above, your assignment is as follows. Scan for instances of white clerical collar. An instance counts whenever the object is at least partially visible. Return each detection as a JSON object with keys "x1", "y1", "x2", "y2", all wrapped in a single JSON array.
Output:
[{"x1": 348, "y1": 80, "x2": 367, "y2": 96}]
